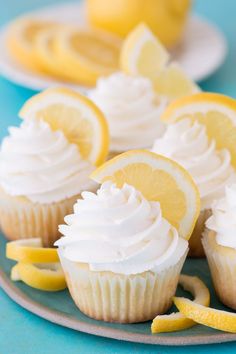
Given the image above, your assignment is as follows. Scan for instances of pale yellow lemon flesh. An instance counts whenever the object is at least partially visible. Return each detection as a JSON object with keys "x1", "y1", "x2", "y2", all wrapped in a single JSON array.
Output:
[
  {"x1": 91, "y1": 150, "x2": 200, "y2": 240},
  {"x1": 19, "y1": 87, "x2": 109, "y2": 166},
  {"x1": 161, "y1": 92, "x2": 236, "y2": 168}
]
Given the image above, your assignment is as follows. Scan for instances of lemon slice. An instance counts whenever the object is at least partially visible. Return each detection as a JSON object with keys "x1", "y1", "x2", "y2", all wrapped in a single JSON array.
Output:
[
  {"x1": 120, "y1": 23, "x2": 169, "y2": 79},
  {"x1": 161, "y1": 92, "x2": 236, "y2": 168},
  {"x1": 6, "y1": 17, "x2": 56, "y2": 72},
  {"x1": 54, "y1": 27, "x2": 122, "y2": 86},
  {"x1": 91, "y1": 150, "x2": 200, "y2": 240},
  {"x1": 174, "y1": 295, "x2": 236, "y2": 333},
  {"x1": 120, "y1": 23, "x2": 199, "y2": 101},
  {"x1": 151, "y1": 274, "x2": 210, "y2": 333},
  {"x1": 6, "y1": 238, "x2": 59, "y2": 263},
  {"x1": 19, "y1": 87, "x2": 109, "y2": 166},
  {"x1": 34, "y1": 26, "x2": 69, "y2": 80},
  {"x1": 11, "y1": 262, "x2": 66, "y2": 291}
]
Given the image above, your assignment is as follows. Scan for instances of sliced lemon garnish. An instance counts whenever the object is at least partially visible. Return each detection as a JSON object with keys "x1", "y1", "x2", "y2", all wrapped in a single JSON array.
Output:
[
  {"x1": 33, "y1": 26, "x2": 69, "y2": 80},
  {"x1": 120, "y1": 23, "x2": 199, "y2": 101},
  {"x1": 120, "y1": 23, "x2": 169, "y2": 79},
  {"x1": 6, "y1": 238, "x2": 59, "y2": 263},
  {"x1": 161, "y1": 92, "x2": 236, "y2": 168},
  {"x1": 54, "y1": 27, "x2": 122, "y2": 86},
  {"x1": 6, "y1": 17, "x2": 56, "y2": 72},
  {"x1": 19, "y1": 87, "x2": 109, "y2": 166},
  {"x1": 11, "y1": 262, "x2": 66, "y2": 292},
  {"x1": 153, "y1": 63, "x2": 199, "y2": 101},
  {"x1": 151, "y1": 274, "x2": 210, "y2": 333},
  {"x1": 174, "y1": 295, "x2": 236, "y2": 333},
  {"x1": 91, "y1": 150, "x2": 200, "y2": 240}
]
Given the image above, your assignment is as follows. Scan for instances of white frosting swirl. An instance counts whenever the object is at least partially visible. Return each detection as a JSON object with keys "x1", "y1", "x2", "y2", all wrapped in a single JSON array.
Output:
[
  {"x1": 89, "y1": 72, "x2": 166, "y2": 152},
  {"x1": 206, "y1": 184, "x2": 236, "y2": 249},
  {"x1": 56, "y1": 181, "x2": 188, "y2": 275},
  {"x1": 0, "y1": 119, "x2": 95, "y2": 204},
  {"x1": 152, "y1": 119, "x2": 236, "y2": 210}
]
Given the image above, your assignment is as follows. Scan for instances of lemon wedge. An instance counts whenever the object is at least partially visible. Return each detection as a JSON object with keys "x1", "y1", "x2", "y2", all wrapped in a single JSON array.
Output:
[
  {"x1": 19, "y1": 87, "x2": 109, "y2": 166},
  {"x1": 91, "y1": 150, "x2": 200, "y2": 240},
  {"x1": 151, "y1": 274, "x2": 210, "y2": 333},
  {"x1": 153, "y1": 63, "x2": 199, "y2": 101},
  {"x1": 11, "y1": 262, "x2": 66, "y2": 292},
  {"x1": 174, "y1": 295, "x2": 236, "y2": 333},
  {"x1": 161, "y1": 92, "x2": 236, "y2": 168},
  {"x1": 120, "y1": 23, "x2": 199, "y2": 101},
  {"x1": 6, "y1": 238, "x2": 59, "y2": 263},
  {"x1": 120, "y1": 23, "x2": 169, "y2": 79}
]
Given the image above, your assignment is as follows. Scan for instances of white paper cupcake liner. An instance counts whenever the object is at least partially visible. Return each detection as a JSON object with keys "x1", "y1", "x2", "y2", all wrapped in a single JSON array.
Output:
[
  {"x1": 202, "y1": 230, "x2": 236, "y2": 310},
  {"x1": 59, "y1": 250, "x2": 187, "y2": 323},
  {"x1": 188, "y1": 209, "x2": 212, "y2": 258},
  {"x1": 0, "y1": 188, "x2": 80, "y2": 247}
]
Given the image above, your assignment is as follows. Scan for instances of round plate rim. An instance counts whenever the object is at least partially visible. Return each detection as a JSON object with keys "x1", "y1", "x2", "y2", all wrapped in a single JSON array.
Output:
[
  {"x1": 0, "y1": 1, "x2": 227, "y2": 92},
  {"x1": 0, "y1": 268, "x2": 236, "y2": 346}
]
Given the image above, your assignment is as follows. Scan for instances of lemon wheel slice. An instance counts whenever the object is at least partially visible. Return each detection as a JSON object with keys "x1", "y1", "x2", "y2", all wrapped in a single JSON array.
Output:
[
  {"x1": 6, "y1": 17, "x2": 57, "y2": 72},
  {"x1": 120, "y1": 23, "x2": 198, "y2": 101},
  {"x1": 151, "y1": 274, "x2": 210, "y2": 333},
  {"x1": 91, "y1": 150, "x2": 200, "y2": 240},
  {"x1": 174, "y1": 295, "x2": 236, "y2": 333},
  {"x1": 11, "y1": 262, "x2": 66, "y2": 292},
  {"x1": 34, "y1": 26, "x2": 69, "y2": 80},
  {"x1": 6, "y1": 238, "x2": 59, "y2": 263},
  {"x1": 54, "y1": 27, "x2": 122, "y2": 86},
  {"x1": 19, "y1": 87, "x2": 109, "y2": 166},
  {"x1": 161, "y1": 92, "x2": 236, "y2": 168}
]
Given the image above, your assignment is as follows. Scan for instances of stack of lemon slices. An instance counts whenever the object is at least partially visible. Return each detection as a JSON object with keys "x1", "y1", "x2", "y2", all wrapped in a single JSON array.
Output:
[{"x1": 6, "y1": 17, "x2": 122, "y2": 86}]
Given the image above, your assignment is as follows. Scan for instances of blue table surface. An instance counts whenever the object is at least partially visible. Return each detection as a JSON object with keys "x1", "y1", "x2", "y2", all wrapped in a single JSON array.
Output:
[{"x1": 0, "y1": 0, "x2": 236, "y2": 353}]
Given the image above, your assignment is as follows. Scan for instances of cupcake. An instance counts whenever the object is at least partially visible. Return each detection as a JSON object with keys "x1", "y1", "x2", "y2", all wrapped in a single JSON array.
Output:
[
  {"x1": 55, "y1": 181, "x2": 188, "y2": 323},
  {"x1": 89, "y1": 72, "x2": 167, "y2": 157},
  {"x1": 152, "y1": 119, "x2": 236, "y2": 257},
  {"x1": 0, "y1": 119, "x2": 96, "y2": 246},
  {"x1": 203, "y1": 184, "x2": 236, "y2": 310}
]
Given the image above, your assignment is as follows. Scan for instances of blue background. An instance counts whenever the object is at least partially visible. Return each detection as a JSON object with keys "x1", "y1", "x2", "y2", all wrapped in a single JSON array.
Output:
[{"x1": 0, "y1": 0, "x2": 236, "y2": 353}]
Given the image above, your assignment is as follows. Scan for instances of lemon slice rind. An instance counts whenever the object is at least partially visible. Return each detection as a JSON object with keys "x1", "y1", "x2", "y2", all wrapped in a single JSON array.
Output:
[
  {"x1": 11, "y1": 262, "x2": 67, "y2": 292},
  {"x1": 6, "y1": 238, "x2": 59, "y2": 263},
  {"x1": 174, "y1": 295, "x2": 236, "y2": 333},
  {"x1": 151, "y1": 274, "x2": 210, "y2": 333}
]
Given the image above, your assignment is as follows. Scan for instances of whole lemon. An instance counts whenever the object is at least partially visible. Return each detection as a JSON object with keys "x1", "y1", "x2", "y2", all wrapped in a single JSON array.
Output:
[{"x1": 86, "y1": 0, "x2": 191, "y2": 47}]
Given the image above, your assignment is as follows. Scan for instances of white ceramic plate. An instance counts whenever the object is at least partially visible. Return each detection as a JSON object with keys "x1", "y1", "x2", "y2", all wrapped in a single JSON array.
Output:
[{"x1": 0, "y1": 1, "x2": 227, "y2": 92}]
